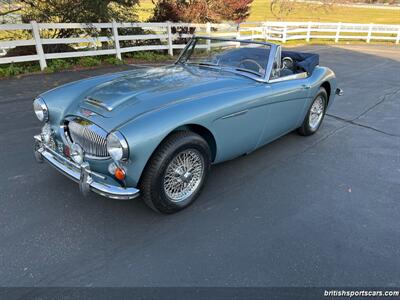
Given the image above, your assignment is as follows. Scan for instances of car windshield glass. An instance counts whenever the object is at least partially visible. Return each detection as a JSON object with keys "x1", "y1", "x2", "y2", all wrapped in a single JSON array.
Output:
[{"x1": 177, "y1": 37, "x2": 271, "y2": 78}]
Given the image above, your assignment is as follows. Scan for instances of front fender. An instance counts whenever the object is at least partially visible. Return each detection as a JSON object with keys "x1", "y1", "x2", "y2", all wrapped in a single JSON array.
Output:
[
  {"x1": 297, "y1": 67, "x2": 338, "y2": 125},
  {"x1": 117, "y1": 98, "x2": 218, "y2": 187},
  {"x1": 310, "y1": 66, "x2": 338, "y2": 108}
]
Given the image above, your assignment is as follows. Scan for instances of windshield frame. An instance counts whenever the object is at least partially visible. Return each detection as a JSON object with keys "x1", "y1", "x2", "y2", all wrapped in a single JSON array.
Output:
[{"x1": 175, "y1": 36, "x2": 278, "y2": 83}]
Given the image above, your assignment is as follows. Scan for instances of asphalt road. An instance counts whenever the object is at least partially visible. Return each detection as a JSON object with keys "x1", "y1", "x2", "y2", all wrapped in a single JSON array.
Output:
[{"x1": 0, "y1": 45, "x2": 399, "y2": 289}]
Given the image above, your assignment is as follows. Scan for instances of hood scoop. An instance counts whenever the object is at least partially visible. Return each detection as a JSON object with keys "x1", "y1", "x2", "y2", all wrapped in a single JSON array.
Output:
[{"x1": 84, "y1": 96, "x2": 114, "y2": 112}]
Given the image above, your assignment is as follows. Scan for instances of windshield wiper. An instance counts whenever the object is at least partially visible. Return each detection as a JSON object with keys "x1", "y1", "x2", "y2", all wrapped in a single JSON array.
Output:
[{"x1": 187, "y1": 62, "x2": 220, "y2": 68}]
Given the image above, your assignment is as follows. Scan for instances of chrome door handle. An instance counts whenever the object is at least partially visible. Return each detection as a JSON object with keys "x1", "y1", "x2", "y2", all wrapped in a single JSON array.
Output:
[{"x1": 302, "y1": 84, "x2": 311, "y2": 90}]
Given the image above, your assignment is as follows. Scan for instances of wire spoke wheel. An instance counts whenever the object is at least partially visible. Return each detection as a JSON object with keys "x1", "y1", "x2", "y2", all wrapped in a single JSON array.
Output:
[
  {"x1": 308, "y1": 96, "x2": 325, "y2": 130},
  {"x1": 163, "y1": 149, "x2": 204, "y2": 203}
]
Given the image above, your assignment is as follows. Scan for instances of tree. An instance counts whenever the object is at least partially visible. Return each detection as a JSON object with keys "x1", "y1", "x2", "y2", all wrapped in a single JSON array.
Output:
[
  {"x1": 150, "y1": 0, "x2": 253, "y2": 45},
  {"x1": 216, "y1": 0, "x2": 253, "y2": 23},
  {"x1": 19, "y1": 0, "x2": 138, "y2": 24},
  {"x1": 269, "y1": 0, "x2": 347, "y2": 20},
  {"x1": 0, "y1": 4, "x2": 20, "y2": 17},
  {"x1": 17, "y1": 0, "x2": 140, "y2": 50},
  {"x1": 269, "y1": 0, "x2": 296, "y2": 20},
  {"x1": 1, "y1": 0, "x2": 140, "y2": 56},
  {"x1": 150, "y1": 0, "x2": 254, "y2": 23},
  {"x1": 0, "y1": 0, "x2": 22, "y2": 22}
]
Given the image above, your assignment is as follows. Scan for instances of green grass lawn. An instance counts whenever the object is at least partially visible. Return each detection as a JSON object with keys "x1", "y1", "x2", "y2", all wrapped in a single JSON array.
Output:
[{"x1": 137, "y1": 0, "x2": 400, "y2": 24}]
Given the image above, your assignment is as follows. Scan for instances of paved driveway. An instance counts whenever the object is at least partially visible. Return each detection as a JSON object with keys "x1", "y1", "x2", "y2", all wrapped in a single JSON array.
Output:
[{"x1": 0, "y1": 45, "x2": 399, "y2": 288}]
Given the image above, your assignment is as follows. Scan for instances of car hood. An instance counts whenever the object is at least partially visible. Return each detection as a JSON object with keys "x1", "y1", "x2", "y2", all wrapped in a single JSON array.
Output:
[{"x1": 72, "y1": 65, "x2": 253, "y2": 131}]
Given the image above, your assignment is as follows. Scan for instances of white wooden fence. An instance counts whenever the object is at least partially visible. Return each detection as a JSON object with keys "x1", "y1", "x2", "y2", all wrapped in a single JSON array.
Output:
[
  {"x1": 241, "y1": 21, "x2": 400, "y2": 44},
  {"x1": 0, "y1": 21, "x2": 399, "y2": 70}
]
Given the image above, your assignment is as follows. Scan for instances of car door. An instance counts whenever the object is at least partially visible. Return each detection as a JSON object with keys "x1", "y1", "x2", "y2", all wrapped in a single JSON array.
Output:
[
  {"x1": 257, "y1": 77, "x2": 312, "y2": 147},
  {"x1": 256, "y1": 50, "x2": 312, "y2": 147},
  {"x1": 212, "y1": 85, "x2": 270, "y2": 162},
  {"x1": 212, "y1": 44, "x2": 311, "y2": 161}
]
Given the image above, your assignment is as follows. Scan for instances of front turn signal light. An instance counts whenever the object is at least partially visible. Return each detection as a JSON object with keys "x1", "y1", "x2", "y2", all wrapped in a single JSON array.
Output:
[{"x1": 114, "y1": 167, "x2": 126, "y2": 181}]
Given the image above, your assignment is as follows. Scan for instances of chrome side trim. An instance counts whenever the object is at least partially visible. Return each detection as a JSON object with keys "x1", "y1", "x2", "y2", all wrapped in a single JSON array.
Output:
[
  {"x1": 221, "y1": 109, "x2": 249, "y2": 119},
  {"x1": 268, "y1": 72, "x2": 308, "y2": 83},
  {"x1": 34, "y1": 135, "x2": 140, "y2": 200}
]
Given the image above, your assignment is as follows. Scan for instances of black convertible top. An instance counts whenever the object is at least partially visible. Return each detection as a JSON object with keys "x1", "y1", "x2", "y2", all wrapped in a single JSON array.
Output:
[{"x1": 282, "y1": 51, "x2": 319, "y2": 75}]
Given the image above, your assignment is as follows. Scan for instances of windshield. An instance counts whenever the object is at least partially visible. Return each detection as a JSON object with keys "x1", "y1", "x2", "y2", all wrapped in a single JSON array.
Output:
[{"x1": 177, "y1": 37, "x2": 271, "y2": 78}]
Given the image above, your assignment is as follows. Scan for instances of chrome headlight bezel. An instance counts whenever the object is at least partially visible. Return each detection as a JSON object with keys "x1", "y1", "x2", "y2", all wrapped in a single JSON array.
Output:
[
  {"x1": 106, "y1": 131, "x2": 129, "y2": 162},
  {"x1": 33, "y1": 98, "x2": 49, "y2": 122}
]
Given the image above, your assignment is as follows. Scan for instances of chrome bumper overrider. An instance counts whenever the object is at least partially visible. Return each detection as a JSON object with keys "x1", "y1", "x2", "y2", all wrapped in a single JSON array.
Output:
[
  {"x1": 335, "y1": 88, "x2": 344, "y2": 96},
  {"x1": 34, "y1": 135, "x2": 140, "y2": 200}
]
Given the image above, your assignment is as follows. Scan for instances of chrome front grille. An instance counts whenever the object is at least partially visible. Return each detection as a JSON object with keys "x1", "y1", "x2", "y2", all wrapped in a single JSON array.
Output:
[{"x1": 66, "y1": 118, "x2": 109, "y2": 159}]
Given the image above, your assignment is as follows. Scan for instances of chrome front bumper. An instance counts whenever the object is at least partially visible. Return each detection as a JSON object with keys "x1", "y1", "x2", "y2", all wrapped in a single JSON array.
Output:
[{"x1": 34, "y1": 135, "x2": 140, "y2": 200}]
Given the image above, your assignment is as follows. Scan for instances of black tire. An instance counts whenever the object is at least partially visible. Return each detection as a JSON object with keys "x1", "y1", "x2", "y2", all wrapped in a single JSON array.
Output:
[
  {"x1": 298, "y1": 87, "x2": 328, "y2": 136},
  {"x1": 139, "y1": 131, "x2": 211, "y2": 214}
]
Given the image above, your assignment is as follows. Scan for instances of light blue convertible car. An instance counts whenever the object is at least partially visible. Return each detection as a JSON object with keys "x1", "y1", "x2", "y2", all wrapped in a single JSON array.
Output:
[{"x1": 33, "y1": 37, "x2": 342, "y2": 213}]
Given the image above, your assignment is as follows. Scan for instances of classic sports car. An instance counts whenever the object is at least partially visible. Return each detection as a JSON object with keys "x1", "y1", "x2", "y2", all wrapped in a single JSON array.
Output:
[{"x1": 33, "y1": 36, "x2": 342, "y2": 213}]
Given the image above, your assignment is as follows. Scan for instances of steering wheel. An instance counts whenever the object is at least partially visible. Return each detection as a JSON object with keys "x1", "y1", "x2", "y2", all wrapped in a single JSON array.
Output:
[
  {"x1": 282, "y1": 57, "x2": 294, "y2": 70},
  {"x1": 238, "y1": 59, "x2": 264, "y2": 74}
]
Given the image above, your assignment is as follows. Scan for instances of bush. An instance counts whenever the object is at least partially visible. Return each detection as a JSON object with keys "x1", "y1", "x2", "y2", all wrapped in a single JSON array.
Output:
[
  {"x1": 78, "y1": 56, "x2": 102, "y2": 67},
  {"x1": 0, "y1": 50, "x2": 174, "y2": 78},
  {"x1": 46, "y1": 59, "x2": 72, "y2": 73},
  {"x1": 124, "y1": 51, "x2": 171, "y2": 62},
  {"x1": 0, "y1": 64, "x2": 19, "y2": 77},
  {"x1": 103, "y1": 56, "x2": 124, "y2": 65},
  {"x1": 0, "y1": 63, "x2": 40, "y2": 78},
  {"x1": 5, "y1": 45, "x2": 76, "y2": 57}
]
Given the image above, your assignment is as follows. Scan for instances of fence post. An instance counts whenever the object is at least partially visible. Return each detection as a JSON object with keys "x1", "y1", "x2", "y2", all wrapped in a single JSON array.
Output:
[
  {"x1": 366, "y1": 23, "x2": 373, "y2": 43},
  {"x1": 112, "y1": 20, "x2": 121, "y2": 60},
  {"x1": 206, "y1": 22, "x2": 211, "y2": 52},
  {"x1": 235, "y1": 23, "x2": 241, "y2": 47},
  {"x1": 264, "y1": 21, "x2": 270, "y2": 41},
  {"x1": 30, "y1": 21, "x2": 47, "y2": 70},
  {"x1": 306, "y1": 21, "x2": 312, "y2": 42},
  {"x1": 335, "y1": 22, "x2": 342, "y2": 43},
  {"x1": 282, "y1": 24, "x2": 287, "y2": 43},
  {"x1": 167, "y1": 22, "x2": 173, "y2": 56},
  {"x1": 396, "y1": 26, "x2": 400, "y2": 44}
]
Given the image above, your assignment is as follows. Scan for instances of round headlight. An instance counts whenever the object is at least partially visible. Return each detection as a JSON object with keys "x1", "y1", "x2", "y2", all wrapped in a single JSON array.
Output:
[
  {"x1": 33, "y1": 98, "x2": 48, "y2": 122},
  {"x1": 106, "y1": 131, "x2": 129, "y2": 161}
]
